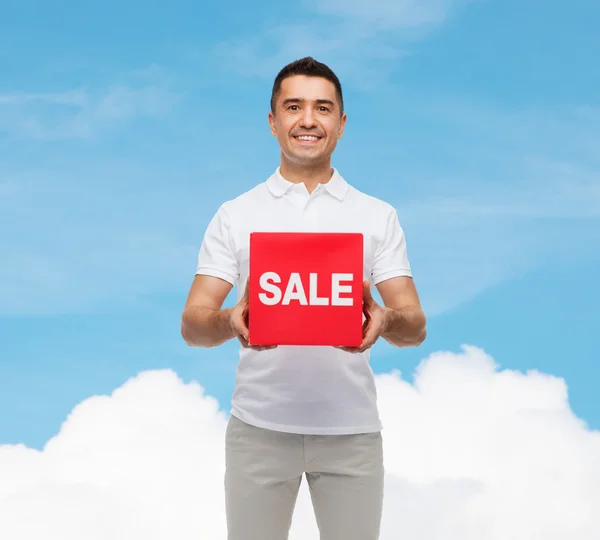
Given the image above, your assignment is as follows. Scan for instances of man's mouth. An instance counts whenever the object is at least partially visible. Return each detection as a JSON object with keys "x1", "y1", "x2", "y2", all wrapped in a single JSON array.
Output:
[{"x1": 293, "y1": 135, "x2": 322, "y2": 143}]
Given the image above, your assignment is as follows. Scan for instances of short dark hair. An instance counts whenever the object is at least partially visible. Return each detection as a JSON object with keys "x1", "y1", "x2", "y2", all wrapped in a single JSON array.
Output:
[{"x1": 270, "y1": 56, "x2": 344, "y2": 115}]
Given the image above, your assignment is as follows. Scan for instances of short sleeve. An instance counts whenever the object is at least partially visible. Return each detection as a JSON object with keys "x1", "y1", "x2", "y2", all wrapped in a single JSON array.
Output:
[
  {"x1": 195, "y1": 205, "x2": 239, "y2": 286},
  {"x1": 371, "y1": 208, "x2": 412, "y2": 285}
]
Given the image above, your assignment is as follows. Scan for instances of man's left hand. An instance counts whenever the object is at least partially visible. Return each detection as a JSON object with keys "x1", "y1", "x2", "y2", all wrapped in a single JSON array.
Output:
[{"x1": 335, "y1": 280, "x2": 389, "y2": 354}]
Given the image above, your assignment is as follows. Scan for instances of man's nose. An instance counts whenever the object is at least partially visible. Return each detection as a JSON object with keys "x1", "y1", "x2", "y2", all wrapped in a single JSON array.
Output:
[{"x1": 300, "y1": 109, "x2": 318, "y2": 128}]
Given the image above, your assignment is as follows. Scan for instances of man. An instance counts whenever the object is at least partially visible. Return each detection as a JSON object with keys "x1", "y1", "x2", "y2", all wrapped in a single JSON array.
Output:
[{"x1": 181, "y1": 57, "x2": 427, "y2": 540}]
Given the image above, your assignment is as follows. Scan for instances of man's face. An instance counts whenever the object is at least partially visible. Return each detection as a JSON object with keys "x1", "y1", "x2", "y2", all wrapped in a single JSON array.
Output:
[{"x1": 268, "y1": 75, "x2": 346, "y2": 167}]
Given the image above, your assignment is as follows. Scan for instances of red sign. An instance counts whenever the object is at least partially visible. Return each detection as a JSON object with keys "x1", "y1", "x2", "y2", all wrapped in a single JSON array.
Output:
[{"x1": 248, "y1": 232, "x2": 364, "y2": 346}]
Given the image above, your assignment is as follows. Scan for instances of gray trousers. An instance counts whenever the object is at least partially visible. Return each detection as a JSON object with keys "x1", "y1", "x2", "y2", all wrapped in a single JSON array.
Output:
[{"x1": 224, "y1": 414, "x2": 384, "y2": 540}]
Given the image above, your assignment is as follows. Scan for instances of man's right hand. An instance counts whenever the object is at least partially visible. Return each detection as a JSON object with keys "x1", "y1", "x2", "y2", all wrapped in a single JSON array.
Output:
[{"x1": 229, "y1": 278, "x2": 277, "y2": 351}]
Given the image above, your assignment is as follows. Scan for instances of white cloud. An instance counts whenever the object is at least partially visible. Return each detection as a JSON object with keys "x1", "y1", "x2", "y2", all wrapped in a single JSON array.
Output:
[
  {"x1": 0, "y1": 229, "x2": 198, "y2": 315},
  {"x1": 307, "y1": 0, "x2": 472, "y2": 30},
  {"x1": 1, "y1": 345, "x2": 599, "y2": 539},
  {"x1": 214, "y1": 21, "x2": 408, "y2": 91},
  {"x1": 0, "y1": 91, "x2": 88, "y2": 107},
  {"x1": 398, "y1": 165, "x2": 600, "y2": 316},
  {"x1": 0, "y1": 67, "x2": 180, "y2": 140},
  {"x1": 0, "y1": 160, "x2": 211, "y2": 316},
  {"x1": 214, "y1": 0, "x2": 474, "y2": 85},
  {"x1": 387, "y1": 102, "x2": 600, "y2": 316}
]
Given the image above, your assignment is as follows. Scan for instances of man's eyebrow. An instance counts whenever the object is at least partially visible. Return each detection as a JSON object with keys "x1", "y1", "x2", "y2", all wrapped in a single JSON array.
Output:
[{"x1": 281, "y1": 98, "x2": 336, "y2": 107}]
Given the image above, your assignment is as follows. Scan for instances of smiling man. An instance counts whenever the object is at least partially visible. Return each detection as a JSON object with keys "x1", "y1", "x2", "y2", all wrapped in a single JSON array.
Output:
[{"x1": 181, "y1": 57, "x2": 427, "y2": 540}]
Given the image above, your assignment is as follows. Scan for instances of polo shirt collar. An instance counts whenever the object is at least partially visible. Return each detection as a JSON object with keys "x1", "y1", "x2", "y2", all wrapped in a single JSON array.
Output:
[{"x1": 266, "y1": 167, "x2": 348, "y2": 201}]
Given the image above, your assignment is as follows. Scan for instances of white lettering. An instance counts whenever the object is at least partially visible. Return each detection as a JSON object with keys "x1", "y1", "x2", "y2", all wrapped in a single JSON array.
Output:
[
  {"x1": 282, "y1": 272, "x2": 308, "y2": 305},
  {"x1": 331, "y1": 273, "x2": 353, "y2": 306},
  {"x1": 309, "y1": 273, "x2": 329, "y2": 305},
  {"x1": 258, "y1": 272, "x2": 282, "y2": 305},
  {"x1": 257, "y1": 272, "x2": 354, "y2": 306}
]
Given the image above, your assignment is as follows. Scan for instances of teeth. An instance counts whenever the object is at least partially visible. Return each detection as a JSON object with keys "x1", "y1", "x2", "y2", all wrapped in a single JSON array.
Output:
[{"x1": 296, "y1": 136, "x2": 320, "y2": 141}]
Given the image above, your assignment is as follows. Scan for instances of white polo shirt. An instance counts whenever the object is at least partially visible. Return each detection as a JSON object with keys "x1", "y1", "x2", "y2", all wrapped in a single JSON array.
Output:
[{"x1": 195, "y1": 167, "x2": 412, "y2": 435}]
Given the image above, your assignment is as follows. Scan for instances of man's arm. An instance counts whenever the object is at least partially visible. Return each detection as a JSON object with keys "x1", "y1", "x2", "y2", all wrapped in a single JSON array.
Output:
[
  {"x1": 181, "y1": 274, "x2": 235, "y2": 347},
  {"x1": 336, "y1": 277, "x2": 426, "y2": 354},
  {"x1": 377, "y1": 276, "x2": 427, "y2": 348},
  {"x1": 181, "y1": 274, "x2": 277, "y2": 351}
]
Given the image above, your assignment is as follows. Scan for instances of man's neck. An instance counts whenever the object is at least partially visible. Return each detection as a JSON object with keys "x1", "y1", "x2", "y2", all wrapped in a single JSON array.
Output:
[{"x1": 279, "y1": 158, "x2": 333, "y2": 194}]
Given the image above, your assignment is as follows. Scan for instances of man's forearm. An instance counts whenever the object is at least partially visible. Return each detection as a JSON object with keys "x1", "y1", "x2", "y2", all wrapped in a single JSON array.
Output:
[
  {"x1": 181, "y1": 305, "x2": 236, "y2": 347},
  {"x1": 382, "y1": 306, "x2": 427, "y2": 348}
]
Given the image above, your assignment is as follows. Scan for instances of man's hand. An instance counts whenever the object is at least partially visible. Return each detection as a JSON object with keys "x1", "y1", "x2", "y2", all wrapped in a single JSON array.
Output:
[
  {"x1": 229, "y1": 278, "x2": 277, "y2": 352},
  {"x1": 336, "y1": 280, "x2": 389, "y2": 354}
]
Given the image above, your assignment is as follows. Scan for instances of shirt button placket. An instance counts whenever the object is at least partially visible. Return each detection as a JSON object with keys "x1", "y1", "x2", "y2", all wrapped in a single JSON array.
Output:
[{"x1": 303, "y1": 191, "x2": 320, "y2": 232}]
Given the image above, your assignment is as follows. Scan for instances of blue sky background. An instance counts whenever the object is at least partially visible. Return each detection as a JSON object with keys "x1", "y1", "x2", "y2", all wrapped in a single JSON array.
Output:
[{"x1": 1, "y1": 0, "x2": 599, "y2": 449}]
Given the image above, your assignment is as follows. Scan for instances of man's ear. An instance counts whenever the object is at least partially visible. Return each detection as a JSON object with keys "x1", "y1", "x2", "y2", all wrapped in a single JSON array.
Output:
[
  {"x1": 268, "y1": 111, "x2": 277, "y2": 137},
  {"x1": 338, "y1": 112, "x2": 347, "y2": 139}
]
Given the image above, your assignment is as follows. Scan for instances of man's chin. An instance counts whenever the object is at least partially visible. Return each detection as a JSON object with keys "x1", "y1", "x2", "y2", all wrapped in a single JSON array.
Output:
[
  {"x1": 286, "y1": 148, "x2": 330, "y2": 162},
  {"x1": 289, "y1": 156, "x2": 328, "y2": 167}
]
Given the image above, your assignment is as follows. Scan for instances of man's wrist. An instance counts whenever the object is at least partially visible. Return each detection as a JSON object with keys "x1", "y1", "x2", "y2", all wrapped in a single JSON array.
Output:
[
  {"x1": 220, "y1": 307, "x2": 236, "y2": 337},
  {"x1": 381, "y1": 307, "x2": 397, "y2": 337},
  {"x1": 381, "y1": 305, "x2": 427, "y2": 346}
]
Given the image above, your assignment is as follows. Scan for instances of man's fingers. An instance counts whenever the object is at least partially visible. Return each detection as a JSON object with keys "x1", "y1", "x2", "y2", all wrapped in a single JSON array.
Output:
[
  {"x1": 235, "y1": 327, "x2": 276, "y2": 351},
  {"x1": 231, "y1": 308, "x2": 249, "y2": 341},
  {"x1": 236, "y1": 334, "x2": 250, "y2": 348},
  {"x1": 360, "y1": 319, "x2": 382, "y2": 351},
  {"x1": 337, "y1": 345, "x2": 363, "y2": 353},
  {"x1": 334, "y1": 313, "x2": 375, "y2": 353},
  {"x1": 233, "y1": 284, "x2": 275, "y2": 351},
  {"x1": 335, "y1": 343, "x2": 367, "y2": 353},
  {"x1": 335, "y1": 321, "x2": 381, "y2": 353}
]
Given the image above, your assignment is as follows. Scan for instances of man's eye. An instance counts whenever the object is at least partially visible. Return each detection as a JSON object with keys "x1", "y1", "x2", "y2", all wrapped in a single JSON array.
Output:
[
  {"x1": 319, "y1": 107, "x2": 330, "y2": 112},
  {"x1": 288, "y1": 105, "x2": 299, "y2": 110}
]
